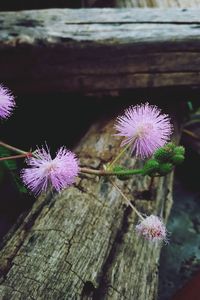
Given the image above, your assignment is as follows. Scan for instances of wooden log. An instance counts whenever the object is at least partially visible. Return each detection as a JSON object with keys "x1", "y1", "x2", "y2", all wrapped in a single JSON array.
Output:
[
  {"x1": 1, "y1": 8, "x2": 200, "y2": 94},
  {"x1": 0, "y1": 112, "x2": 178, "y2": 300}
]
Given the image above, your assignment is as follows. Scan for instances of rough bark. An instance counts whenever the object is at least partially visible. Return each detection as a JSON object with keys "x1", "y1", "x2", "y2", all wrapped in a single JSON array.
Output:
[
  {"x1": 0, "y1": 113, "x2": 177, "y2": 300},
  {"x1": 1, "y1": 8, "x2": 200, "y2": 94}
]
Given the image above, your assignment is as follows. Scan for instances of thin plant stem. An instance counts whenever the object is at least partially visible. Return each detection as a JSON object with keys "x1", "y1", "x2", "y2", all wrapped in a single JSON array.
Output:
[
  {"x1": 0, "y1": 140, "x2": 29, "y2": 155},
  {"x1": 80, "y1": 167, "x2": 143, "y2": 176},
  {"x1": 0, "y1": 153, "x2": 31, "y2": 162},
  {"x1": 108, "y1": 142, "x2": 131, "y2": 170},
  {"x1": 183, "y1": 129, "x2": 200, "y2": 141},
  {"x1": 110, "y1": 178, "x2": 144, "y2": 220}
]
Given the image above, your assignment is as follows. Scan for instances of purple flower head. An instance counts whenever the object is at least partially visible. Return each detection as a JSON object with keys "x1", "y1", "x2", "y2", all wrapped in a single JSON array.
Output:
[
  {"x1": 0, "y1": 84, "x2": 15, "y2": 119},
  {"x1": 21, "y1": 146, "x2": 79, "y2": 195},
  {"x1": 136, "y1": 215, "x2": 167, "y2": 243},
  {"x1": 115, "y1": 103, "x2": 173, "y2": 159}
]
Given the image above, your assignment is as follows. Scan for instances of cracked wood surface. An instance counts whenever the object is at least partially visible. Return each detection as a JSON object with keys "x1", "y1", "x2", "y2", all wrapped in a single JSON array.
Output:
[
  {"x1": 0, "y1": 114, "x2": 176, "y2": 300},
  {"x1": 1, "y1": 8, "x2": 200, "y2": 94}
]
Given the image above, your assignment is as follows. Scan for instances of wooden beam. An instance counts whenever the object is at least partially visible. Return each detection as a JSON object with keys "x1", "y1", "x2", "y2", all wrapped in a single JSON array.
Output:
[{"x1": 1, "y1": 8, "x2": 200, "y2": 94}]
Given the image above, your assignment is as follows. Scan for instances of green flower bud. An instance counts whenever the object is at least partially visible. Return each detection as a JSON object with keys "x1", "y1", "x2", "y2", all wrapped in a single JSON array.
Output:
[
  {"x1": 165, "y1": 142, "x2": 176, "y2": 150},
  {"x1": 171, "y1": 154, "x2": 185, "y2": 165},
  {"x1": 143, "y1": 159, "x2": 160, "y2": 175},
  {"x1": 154, "y1": 146, "x2": 174, "y2": 162},
  {"x1": 158, "y1": 163, "x2": 173, "y2": 175},
  {"x1": 173, "y1": 146, "x2": 185, "y2": 156}
]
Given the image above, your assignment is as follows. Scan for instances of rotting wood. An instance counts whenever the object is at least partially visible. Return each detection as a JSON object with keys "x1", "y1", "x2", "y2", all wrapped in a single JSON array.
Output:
[
  {"x1": 0, "y1": 109, "x2": 179, "y2": 300},
  {"x1": 1, "y1": 8, "x2": 200, "y2": 94}
]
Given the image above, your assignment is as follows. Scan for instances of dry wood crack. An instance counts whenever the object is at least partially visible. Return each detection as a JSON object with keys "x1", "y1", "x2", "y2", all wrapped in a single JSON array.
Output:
[
  {"x1": 0, "y1": 191, "x2": 55, "y2": 280},
  {"x1": 91, "y1": 205, "x2": 132, "y2": 300}
]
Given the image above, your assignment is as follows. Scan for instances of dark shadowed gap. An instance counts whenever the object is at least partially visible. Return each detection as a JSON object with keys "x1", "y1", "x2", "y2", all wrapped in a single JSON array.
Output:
[{"x1": 0, "y1": 0, "x2": 115, "y2": 11}]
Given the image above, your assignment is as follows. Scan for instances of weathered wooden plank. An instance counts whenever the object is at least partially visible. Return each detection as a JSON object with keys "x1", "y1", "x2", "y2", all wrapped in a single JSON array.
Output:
[
  {"x1": 2, "y1": 23, "x2": 200, "y2": 45},
  {"x1": 1, "y1": 8, "x2": 200, "y2": 94},
  {"x1": 115, "y1": 0, "x2": 200, "y2": 7},
  {"x1": 1, "y1": 8, "x2": 200, "y2": 23},
  {"x1": 7, "y1": 72, "x2": 200, "y2": 95},
  {"x1": 0, "y1": 113, "x2": 177, "y2": 300}
]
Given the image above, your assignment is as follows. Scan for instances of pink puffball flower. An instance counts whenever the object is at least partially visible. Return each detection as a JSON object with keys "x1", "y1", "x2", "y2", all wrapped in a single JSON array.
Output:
[
  {"x1": 21, "y1": 146, "x2": 79, "y2": 195},
  {"x1": 115, "y1": 103, "x2": 173, "y2": 159},
  {"x1": 0, "y1": 84, "x2": 15, "y2": 119},
  {"x1": 136, "y1": 215, "x2": 167, "y2": 243}
]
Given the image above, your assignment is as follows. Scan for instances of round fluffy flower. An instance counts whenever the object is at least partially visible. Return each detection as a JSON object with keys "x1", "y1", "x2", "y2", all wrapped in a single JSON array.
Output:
[
  {"x1": 115, "y1": 103, "x2": 173, "y2": 158},
  {"x1": 21, "y1": 146, "x2": 79, "y2": 195},
  {"x1": 136, "y1": 215, "x2": 167, "y2": 243},
  {"x1": 0, "y1": 84, "x2": 15, "y2": 119}
]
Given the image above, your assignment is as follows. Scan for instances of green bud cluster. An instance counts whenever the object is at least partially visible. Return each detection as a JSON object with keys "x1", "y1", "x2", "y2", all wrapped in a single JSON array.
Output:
[
  {"x1": 143, "y1": 143, "x2": 185, "y2": 176},
  {"x1": 143, "y1": 159, "x2": 159, "y2": 176}
]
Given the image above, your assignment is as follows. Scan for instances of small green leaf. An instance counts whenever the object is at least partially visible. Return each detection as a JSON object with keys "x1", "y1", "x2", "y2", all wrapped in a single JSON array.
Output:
[
  {"x1": 187, "y1": 101, "x2": 193, "y2": 112},
  {"x1": 0, "y1": 146, "x2": 27, "y2": 194}
]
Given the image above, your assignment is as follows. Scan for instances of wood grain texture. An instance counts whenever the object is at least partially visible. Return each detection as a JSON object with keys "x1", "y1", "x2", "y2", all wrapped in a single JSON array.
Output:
[
  {"x1": 0, "y1": 8, "x2": 200, "y2": 94},
  {"x1": 115, "y1": 0, "x2": 200, "y2": 7},
  {"x1": 0, "y1": 115, "x2": 176, "y2": 300}
]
